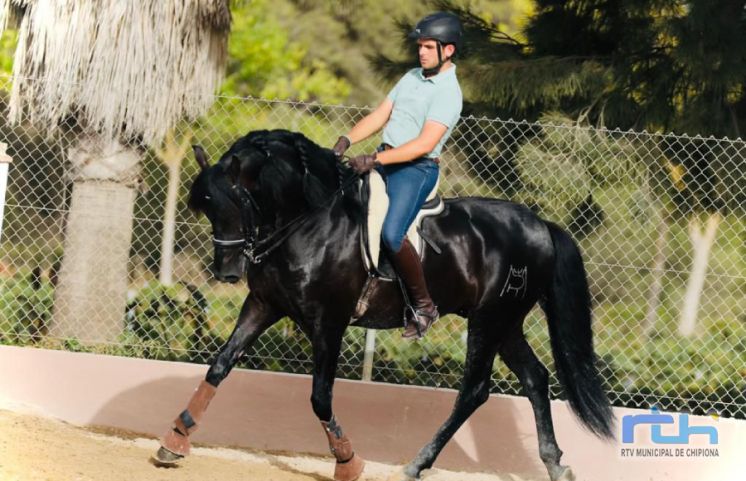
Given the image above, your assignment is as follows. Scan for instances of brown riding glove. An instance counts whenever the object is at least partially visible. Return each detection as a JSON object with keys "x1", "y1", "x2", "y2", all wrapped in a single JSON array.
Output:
[
  {"x1": 348, "y1": 153, "x2": 380, "y2": 174},
  {"x1": 332, "y1": 135, "x2": 351, "y2": 159}
]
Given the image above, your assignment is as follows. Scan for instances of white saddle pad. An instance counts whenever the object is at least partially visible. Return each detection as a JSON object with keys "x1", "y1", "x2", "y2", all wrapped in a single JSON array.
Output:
[{"x1": 364, "y1": 169, "x2": 443, "y2": 270}]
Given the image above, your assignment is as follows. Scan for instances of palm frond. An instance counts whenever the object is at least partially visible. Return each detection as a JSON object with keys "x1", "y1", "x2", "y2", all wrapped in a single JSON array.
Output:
[
  {"x1": 0, "y1": 0, "x2": 26, "y2": 31},
  {"x1": 2, "y1": 0, "x2": 230, "y2": 146}
]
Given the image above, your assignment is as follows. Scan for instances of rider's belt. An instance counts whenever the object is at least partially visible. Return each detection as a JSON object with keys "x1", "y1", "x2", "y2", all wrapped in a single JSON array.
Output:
[{"x1": 381, "y1": 143, "x2": 440, "y2": 164}]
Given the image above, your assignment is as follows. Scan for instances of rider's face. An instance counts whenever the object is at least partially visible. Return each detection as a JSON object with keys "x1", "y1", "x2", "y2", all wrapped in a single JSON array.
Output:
[
  {"x1": 417, "y1": 39, "x2": 440, "y2": 69},
  {"x1": 417, "y1": 39, "x2": 454, "y2": 71}
]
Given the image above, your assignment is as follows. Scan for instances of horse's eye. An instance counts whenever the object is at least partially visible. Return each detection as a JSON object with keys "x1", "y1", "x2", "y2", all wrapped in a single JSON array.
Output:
[{"x1": 204, "y1": 195, "x2": 212, "y2": 200}]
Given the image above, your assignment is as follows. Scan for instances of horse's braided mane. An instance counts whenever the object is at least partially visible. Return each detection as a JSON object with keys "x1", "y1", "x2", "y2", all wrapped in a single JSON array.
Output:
[{"x1": 225, "y1": 129, "x2": 359, "y2": 213}]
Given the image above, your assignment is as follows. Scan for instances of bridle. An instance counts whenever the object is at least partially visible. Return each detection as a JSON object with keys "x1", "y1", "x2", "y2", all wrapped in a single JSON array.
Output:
[
  {"x1": 211, "y1": 184, "x2": 261, "y2": 252},
  {"x1": 212, "y1": 151, "x2": 359, "y2": 265}
]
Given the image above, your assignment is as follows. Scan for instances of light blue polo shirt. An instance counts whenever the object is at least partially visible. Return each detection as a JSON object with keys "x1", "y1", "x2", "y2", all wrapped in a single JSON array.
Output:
[{"x1": 382, "y1": 65, "x2": 462, "y2": 159}]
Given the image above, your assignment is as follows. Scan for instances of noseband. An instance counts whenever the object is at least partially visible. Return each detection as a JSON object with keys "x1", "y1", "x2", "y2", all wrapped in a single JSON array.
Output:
[
  {"x1": 212, "y1": 237, "x2": 245, "y2": 248},
  {"x1": 211, "y1": 182, "x2": 263, "y2": 263}
]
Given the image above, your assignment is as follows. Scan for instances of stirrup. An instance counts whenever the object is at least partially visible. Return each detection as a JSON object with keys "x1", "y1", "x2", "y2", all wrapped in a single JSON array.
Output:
[{"x1": 402, "y1": 306, "x2": 438, "y2": 339}]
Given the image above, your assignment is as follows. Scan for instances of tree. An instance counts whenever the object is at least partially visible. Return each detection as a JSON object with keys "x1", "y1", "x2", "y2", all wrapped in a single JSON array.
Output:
[
  {"x1": 223, "y1": 1, "x2": 350, "y2": 103},
  {"x1": 264, "y1": 0, "x2": 432, "y2": 105},
  {"x1": 374, "y1": 0, "x2": 746, "y2": 135},
  {"x1": 0, "y1": 0, "x2": 230, "y2": 343},
  {"x1": 154, "y1": 128, "x2": 193, "y2": 287}
]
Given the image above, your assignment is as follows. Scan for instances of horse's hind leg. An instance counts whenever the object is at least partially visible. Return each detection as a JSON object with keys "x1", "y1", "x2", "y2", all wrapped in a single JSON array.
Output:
[
  {"x1": 394, "y1": 317, "x2": 498, "y2": 480},
  {"x1": 155, "y1": 295, "x2": 279, "y2": 464},
  {"x1": 497, "y1": 330, "x2": 574, "y2": 481}
]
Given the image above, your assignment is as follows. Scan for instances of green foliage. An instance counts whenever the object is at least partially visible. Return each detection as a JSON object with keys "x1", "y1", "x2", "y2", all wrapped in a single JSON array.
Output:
[
  {"x1": 125, "y1": 282, "x2": 206, "y2": 339},
  {"x1": 223, "y1": 1, "x2": 350, "y2": 103},
  {"x1": 512, "y1": 112, "x2": 651, "y2": 226},
  {"x1": 0, "y1": 273, "x2": 54, "y2": 345},
  {"x1": 0, "y1": 29, "x2": 16, "y2": 77},
  {"x1": 259, "y1": 59, "x2": 350, "y2": 104},
  {"x1": 461, "y1": 0, "x2": 534, "y2": 39},
  {"x1": 471, "y1": 58, "x2": 611, "y2": 114},
  {"x1": 268, "y1": 0, "x2": 434, "y2": 106},
  {"x1": 593, "y1": 301, "x2": 746, "y2": 417}
]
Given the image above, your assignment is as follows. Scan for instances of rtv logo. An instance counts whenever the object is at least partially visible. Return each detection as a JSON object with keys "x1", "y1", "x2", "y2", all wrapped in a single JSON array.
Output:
[{"x1": 622, "y1": 407, "x2": 718, "y2": 445}]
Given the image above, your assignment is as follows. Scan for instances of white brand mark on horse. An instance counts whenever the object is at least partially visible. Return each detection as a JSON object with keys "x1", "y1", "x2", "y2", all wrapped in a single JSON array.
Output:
[{"x1": 500, "y1": 265, "x2": 528, "y2": 299}]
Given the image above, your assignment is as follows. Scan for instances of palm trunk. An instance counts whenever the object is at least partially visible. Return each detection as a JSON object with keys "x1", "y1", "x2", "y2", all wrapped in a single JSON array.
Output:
[
  {"x1": 50, "y1": 134, "x2": 140, "y2": 343},
  {"x1": 678, "y1": 212, "x2": 721, "y2": 338},
  {"x1": 159, "y1": 160, "x2": 181, "y2": 286},
  {"x1": 156, "y1": 129, "x2": 191, "y2": 286}
]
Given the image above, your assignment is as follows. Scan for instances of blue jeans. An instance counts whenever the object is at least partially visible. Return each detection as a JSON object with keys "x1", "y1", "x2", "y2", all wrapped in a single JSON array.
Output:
[{"x1": 375, "y1": 151, "x2": 439, "y2": 252}]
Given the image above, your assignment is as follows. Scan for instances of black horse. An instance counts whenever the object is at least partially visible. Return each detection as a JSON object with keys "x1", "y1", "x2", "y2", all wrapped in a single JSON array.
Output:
[{"x1": 155, "y1": 129, "x2": 614, "y2": 481}]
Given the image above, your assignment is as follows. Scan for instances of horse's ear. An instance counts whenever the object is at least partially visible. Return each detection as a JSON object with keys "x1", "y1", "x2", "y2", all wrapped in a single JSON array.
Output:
[
  {"x1": 193, "y1": 145, "x2": 209, "y2": 170},
  {"x1": 228, "y1": 154, "x2": 242, "y2": 186}
]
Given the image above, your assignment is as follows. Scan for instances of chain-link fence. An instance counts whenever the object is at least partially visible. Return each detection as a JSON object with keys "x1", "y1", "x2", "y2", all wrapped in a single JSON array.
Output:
[{"x1": 1, "y1": 75, "x2": 744, "y2": 420}]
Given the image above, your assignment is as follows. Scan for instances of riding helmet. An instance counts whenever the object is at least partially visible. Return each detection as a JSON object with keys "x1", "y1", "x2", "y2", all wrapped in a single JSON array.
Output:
[{"x1": 408, "y1": 12, "x2": 463, "y2": 52}]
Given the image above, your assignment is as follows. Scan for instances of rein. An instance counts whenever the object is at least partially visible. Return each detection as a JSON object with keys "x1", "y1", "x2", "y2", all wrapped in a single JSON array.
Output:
[{"x1": 214, "y1": 162, "x2": 359, "y2": 265}]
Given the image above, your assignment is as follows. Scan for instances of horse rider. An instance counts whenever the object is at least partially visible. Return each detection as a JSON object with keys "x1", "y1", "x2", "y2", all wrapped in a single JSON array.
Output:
[{"x1": 331, "y1": 12, "x2": 464, "y2": 339}]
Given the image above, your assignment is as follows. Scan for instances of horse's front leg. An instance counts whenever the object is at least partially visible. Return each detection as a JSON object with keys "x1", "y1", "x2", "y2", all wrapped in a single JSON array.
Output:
[
  {"x1": 311, "y1": 322, "x2": 365, "y2": 481},
  {"x1": 155, "y1": 294, "x2": 279, "y2": 464}
]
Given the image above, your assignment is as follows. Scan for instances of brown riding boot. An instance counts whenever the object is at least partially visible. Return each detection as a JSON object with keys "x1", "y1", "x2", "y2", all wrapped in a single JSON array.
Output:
[{"x1": 389, "y1": 239, "x2": 439, "y2": 339}]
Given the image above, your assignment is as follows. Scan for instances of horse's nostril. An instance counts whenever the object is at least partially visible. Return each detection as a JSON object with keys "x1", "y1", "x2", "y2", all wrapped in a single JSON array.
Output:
[{"x1": 213, "y1": 271, "x2": 240, "y2": 284}]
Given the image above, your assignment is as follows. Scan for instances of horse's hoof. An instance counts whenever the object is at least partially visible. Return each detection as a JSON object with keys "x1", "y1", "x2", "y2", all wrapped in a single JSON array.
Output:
[
  {"x1": 152, "y1": 446, "x2": 184, "y2": 467},
  {"x1": 553, "y1": 466, "x2": 576, "y2": 481},
  {"x1": 334, "y1": 453, "x2": 365, "y2": 481}
]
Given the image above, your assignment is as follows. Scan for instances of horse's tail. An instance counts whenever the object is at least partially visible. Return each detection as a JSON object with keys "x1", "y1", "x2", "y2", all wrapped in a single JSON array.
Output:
[{"x1": 542, "y1": 221, "x2": 615, "y2": 439}]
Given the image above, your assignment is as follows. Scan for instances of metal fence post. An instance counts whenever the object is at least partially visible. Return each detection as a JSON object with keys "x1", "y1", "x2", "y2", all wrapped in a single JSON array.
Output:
[
  {"x1": 362, "y1": 328, "x2": 377, "y2": 382},
  {"x1": 0, "y1": 142, "x2": 11, "y2": 242}
]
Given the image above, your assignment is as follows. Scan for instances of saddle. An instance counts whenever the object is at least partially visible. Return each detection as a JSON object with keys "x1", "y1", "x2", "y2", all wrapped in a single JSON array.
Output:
[
  {"x1": 358, "y1": 169, "x2": 444, "y2": 280},
  {"x1": 352, "y1": 170, "x2": 444, "y2": 324}
]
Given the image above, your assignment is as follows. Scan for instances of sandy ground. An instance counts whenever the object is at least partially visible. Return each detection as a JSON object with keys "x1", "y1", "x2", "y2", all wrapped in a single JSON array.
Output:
[{"x1": 0, "y1": 408, "x2": 526, "y2": 481}]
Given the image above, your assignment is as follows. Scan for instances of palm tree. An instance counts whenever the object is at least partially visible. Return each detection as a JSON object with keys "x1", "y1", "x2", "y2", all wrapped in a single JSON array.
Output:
[
  {"x1": 0, "y1": 1, "x2": 230, "y2": 342},
  {"x1": 155, "y1": 127, "x2": 193, "y2": 287}
]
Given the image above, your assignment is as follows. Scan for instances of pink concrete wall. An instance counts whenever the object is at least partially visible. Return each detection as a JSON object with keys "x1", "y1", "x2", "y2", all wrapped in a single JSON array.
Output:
[{"x1": 0, "y1": 346, "x2": 742, "y2": 480}]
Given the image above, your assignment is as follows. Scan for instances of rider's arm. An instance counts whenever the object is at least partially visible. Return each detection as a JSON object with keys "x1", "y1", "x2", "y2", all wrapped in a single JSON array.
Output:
[
  {"x1": 375, "y1": 120, "x2": 448, "y2": 165},
  {"x1": 344, "y1": 99, "x2": 394, "y2": 144}
]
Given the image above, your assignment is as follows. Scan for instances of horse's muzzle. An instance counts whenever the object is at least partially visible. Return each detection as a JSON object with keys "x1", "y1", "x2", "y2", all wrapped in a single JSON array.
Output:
[
  {"x1": 217, "y1": 273, "x2": 241, "y2": 284},
  {"x1": 210, "y1": 267, "x2": 242, "y2": 284},
  {"x1": 211, "y1": 246, "x2": 246, "y2": 283}
]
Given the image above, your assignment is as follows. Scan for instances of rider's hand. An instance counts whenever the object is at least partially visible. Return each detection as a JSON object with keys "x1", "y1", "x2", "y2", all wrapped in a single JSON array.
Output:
[
  {"x1": 332, "y1": 135, "x2": 351, "y2": 159},
  {"x1": 348, "y1": 153, "x2": 380, "y2": 174}
]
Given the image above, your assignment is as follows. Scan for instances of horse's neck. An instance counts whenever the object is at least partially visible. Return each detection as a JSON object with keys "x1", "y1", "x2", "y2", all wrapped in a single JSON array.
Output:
[{"x1": 273, "y1": 200, "x2": 360, "y2": 248}]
